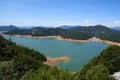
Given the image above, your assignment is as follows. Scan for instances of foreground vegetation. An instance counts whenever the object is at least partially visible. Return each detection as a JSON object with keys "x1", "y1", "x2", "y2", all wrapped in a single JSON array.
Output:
[
  {"x1": 1, "y1": 34, "x2": 120, "y2": 80},
  {"x1": 76, "y1": 45, "x2": 120, "y2": 80}
]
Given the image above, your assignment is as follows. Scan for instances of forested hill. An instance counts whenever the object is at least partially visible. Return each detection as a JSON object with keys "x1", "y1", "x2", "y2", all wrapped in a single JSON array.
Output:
[
  {"x1": 0, "y1": 25, "x2": 18, "y2": 31},
  {"x1": 4, "y1": 25, "x2": 120, "y2": 42},
  {"x1": 0, "y1": 34, "x2": 47, "y2": 79}
]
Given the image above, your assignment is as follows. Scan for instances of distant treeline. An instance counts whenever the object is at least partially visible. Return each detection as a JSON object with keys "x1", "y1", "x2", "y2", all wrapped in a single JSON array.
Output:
[{"x1": 4, "y1": 25, "x2": 120, "y2": 42}]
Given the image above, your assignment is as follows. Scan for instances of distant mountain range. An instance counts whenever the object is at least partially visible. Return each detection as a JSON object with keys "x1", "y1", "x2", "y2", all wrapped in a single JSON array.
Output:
[
  {"x1": 18, "y1": 26, "x2": 34, "y2": 29},
  {"x1": 0, "y1": 25, "x2": 57, "y2": 31},
  {"x1": 1, "y1": 25, "x2": 120, "y2": 31},
  {"x1": 0, "y1": 25, "x2": 18, "y2": 31},
  {"x1": 3, "y1": 25, "x2": 120, "y2": 42},
  {"x1": 111, "y1": 27, "x2": 120, "y2": 31},
  {"x1": 58, "y1": 25, "x2": 78, "y2": 29}
]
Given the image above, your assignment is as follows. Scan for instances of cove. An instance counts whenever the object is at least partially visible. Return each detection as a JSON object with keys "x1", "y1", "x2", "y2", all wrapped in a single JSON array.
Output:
[{"x1": 4, "y1": 35, "x2": 110, "y2": 71}]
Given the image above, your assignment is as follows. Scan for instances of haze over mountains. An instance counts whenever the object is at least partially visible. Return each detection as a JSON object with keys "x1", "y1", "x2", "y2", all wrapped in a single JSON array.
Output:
[
  {"x1": 111, "y1": 27, "x2": 120, "y2": 31},
  {"x1": 0, "y1": 25, "x2": 120, "y2": 31}
]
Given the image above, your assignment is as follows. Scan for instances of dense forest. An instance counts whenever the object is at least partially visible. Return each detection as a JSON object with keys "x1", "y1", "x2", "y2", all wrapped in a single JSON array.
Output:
[
  {"x1": 1, "y1": 34, "x2": 120, "y2": 80},
  {"x1": 4, "y1": 25, "x2": 120, "y2": 42}
]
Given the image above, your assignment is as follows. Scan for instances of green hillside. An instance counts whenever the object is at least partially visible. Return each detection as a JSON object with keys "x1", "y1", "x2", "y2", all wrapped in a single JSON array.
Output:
[{"x1": 76, "y1": 45, "x2": 120, "y2": 80}]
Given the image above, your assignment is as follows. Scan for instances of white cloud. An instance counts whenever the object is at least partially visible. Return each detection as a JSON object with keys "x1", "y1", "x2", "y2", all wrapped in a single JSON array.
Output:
[
  {"x1": 84, "y1": 19, "x2": 91, "y2": 23},
  {"x1": 101, "y1": 20, "x2": 120, "y2": 27},
  {"x1": 81, "y1": 19, "x2": 95, "y2": 26},
  {"x1": 50, "y1": 20, "x2": 120, "y2": 27},
  {"x1": 114, "y1": 20, "x2": 120, "y2": 24}
]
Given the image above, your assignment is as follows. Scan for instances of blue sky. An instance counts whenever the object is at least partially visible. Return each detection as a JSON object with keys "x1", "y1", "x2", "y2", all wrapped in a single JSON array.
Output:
[{"x1": 0, "y1": 0, "x2": 120, "y2": 27}]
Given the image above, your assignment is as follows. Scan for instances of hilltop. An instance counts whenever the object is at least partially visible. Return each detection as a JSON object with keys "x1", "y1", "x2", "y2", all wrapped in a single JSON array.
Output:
[{"x1": 0, "y1": 25, "x2": 18, "y2": 31}]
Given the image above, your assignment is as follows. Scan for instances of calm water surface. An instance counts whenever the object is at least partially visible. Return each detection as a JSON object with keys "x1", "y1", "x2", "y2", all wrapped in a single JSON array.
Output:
[{"x1": 4, "y1": 35, "x2": 110, "y2": 71}]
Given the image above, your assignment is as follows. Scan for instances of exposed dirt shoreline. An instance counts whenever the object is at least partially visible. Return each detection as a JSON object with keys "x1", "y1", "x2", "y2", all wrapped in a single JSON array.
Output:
[
  {"x1": 2, "y1": 34, "x2": 120, "y2": 66},
  {"x1": 44, "y1": 57, "x2": 70, "y2": 67},
  {"x1": 2, "y1": 34, "x2": 120, "y2": 46}
]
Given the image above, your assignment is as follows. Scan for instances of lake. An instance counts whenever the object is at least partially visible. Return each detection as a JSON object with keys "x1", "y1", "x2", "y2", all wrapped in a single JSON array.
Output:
[{"x1": 4, "y1": 35, "x2": 110, "y2": 71}]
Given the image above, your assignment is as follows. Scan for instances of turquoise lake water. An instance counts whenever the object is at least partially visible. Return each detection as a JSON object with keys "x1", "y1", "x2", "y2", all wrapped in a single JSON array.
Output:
[{"x1": 4, "y1": 35, "x2": 110, "y2": 71}]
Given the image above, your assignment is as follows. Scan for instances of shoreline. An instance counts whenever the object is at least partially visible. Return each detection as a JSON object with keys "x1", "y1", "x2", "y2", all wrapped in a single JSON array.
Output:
[
  {"x1": 43, "y1": 57, "x2": 70, "y2": 67},
  {"x1": 2, "y1": 34, "x2": 120, "y2": 46}
]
